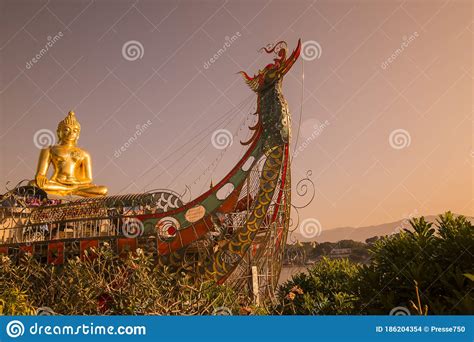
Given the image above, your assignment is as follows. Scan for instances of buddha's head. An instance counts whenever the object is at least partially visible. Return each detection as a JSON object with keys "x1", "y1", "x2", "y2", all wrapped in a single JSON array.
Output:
[{"x1": 57, "y1": 111, "x2": 81, "y2": 145}]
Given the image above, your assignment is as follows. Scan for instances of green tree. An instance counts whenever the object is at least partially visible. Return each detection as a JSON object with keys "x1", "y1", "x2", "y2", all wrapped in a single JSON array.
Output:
[
  {"x1": 276, "y1": 257, "x2": 359, "y2": 314},
  {"x1": 0, "y1": 246, "x2": 252, "y2": 315},
  {"x1": 355, "y1": 212, "x2": 473, "y2": 314},
  {"x1": 277, "y1": 212, "x2": 473, "y2": 315}
]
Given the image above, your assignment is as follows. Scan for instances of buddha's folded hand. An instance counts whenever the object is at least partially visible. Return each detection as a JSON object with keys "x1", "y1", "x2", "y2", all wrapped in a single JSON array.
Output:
[{"x1": 35, "y1": 174, "x2": 48, "y2": 187}]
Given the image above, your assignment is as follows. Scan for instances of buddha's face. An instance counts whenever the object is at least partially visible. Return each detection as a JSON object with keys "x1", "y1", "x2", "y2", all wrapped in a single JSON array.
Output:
[{"x1": 57, "y1": 124, "x2": 80, "y2": 145}]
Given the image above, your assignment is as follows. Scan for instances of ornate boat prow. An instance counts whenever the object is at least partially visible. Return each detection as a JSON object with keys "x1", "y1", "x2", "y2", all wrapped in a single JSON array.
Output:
[{"x1": 0, "y1": 40, "x2": 301, "y2": 299}]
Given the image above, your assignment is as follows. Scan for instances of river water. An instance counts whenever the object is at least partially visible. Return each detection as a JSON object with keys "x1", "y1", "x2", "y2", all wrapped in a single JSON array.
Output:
[{"x1": 278, "y1": 265, "x2": 309, "y2": 284}]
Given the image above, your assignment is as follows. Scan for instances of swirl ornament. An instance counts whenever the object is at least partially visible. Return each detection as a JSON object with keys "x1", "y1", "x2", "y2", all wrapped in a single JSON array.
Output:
[
  {"x1": 156, "y1": 217, "x2": 179, "y2": 242},
  {"x1": 211, "y1": 129, "x2": 233, "y2": 150},
  {"x1": 6, "y1": 320, "x2": 25, "y2": 338},
  {"x1": 293, "y1": 170, "x2": 315, "y2": 209},
  {"x1": 301, "y1": 40, "x2": 322, "y2": 61},
  {"x1": 389, "y1": 129, "x2": 411, "y2": 150},
  {"x1": 121, "y1": 40, "x2": 144, "y2": 61},
  {"x1": 122, "y1": 218, "x2": 144, "y2": 238},
  {"x1": 299, "y1": 218, "x2": 322, "y2": 239},
  {"x1": 33, "y1": 129, "x2": 56, "y2": 149}
]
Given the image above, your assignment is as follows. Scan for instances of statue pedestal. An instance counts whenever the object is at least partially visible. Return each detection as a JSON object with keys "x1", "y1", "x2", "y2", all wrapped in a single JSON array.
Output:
[{"x1": 47, "y1": 194, "x2": 86, "y2": 202}]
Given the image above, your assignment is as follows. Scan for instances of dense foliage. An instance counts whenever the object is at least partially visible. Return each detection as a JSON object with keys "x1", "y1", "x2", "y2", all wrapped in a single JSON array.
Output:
[
  {"x1": 0, "y1": 212, "x2": 471, "y2": 315},
  {"x1": 0, "y1": 245, "x2": 255, "y2": 315},
  {"x1": 278, "y1": 212, "x2": 473, "y2": 315},
  {"x1": 277, "y1": 257, "x2": 359, "y2": 314}
]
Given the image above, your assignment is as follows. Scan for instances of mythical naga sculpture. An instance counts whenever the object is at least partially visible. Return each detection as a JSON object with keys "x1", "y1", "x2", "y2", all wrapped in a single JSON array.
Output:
[{"x1": 0, "y1": 39, "x2": 302, "y2": 298}]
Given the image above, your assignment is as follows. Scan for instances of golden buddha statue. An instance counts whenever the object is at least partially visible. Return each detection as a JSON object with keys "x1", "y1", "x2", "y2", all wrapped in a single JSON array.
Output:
[{"x1": 30, "y1": 111, "x2": 108, "y2": 197}]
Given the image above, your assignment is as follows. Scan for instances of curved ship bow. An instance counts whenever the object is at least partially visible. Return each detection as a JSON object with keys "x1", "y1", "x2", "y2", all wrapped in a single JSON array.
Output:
[{"x1": 0, "y1": 39, "x2": 301, "y2": 299}]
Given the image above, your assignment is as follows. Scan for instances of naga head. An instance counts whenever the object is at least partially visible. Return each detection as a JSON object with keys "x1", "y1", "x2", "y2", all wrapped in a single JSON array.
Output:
[{"x1": 239, "y1": 39, "x2": 301, "y2": 93}]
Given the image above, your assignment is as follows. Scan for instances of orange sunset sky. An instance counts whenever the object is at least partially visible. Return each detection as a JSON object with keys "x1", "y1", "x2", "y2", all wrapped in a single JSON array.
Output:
[{"x1": 0, "y1": 0, "x2": 472, "y2": 234}]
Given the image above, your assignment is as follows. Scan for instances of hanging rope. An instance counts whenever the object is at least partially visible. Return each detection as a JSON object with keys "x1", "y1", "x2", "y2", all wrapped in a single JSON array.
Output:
[
  {"x1": 290, "y1": 58, "x2": 305, "y2": 163},
  {"x1": 139, "y1": 94, "x2": 254, "y2": 183},
  {"x1": 162, "y1": 96, "x2": 254, "y2": 189},
  {"x1": 147, "y1": 94, "x2": 255, "y2": 191},
  {"x1": 199, "y1": 98, "x2": 256, "y2": 194},
  {"x1": 179, "y1": 95, "x2": 256, "y2": 192}
]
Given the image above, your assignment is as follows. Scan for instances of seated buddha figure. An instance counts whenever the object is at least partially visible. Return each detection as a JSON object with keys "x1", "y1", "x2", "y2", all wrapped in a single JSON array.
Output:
[{"x1": 31, "y1": 111, "x2": 108, "y2": 197}]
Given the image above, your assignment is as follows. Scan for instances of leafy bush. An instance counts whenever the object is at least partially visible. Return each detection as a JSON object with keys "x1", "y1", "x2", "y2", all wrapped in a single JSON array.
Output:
[
  {"x1": 279, "y1": 212, "x2": 473, "y2": 315},
  {"x1": 0, "y1": 245, "x2": 254, "y2": 315},
  {"x1": 0, "y1": 285, "x2": 35, "y2": 315},
  {"x1": 1, "y1": 212, "x2": 471, "y2": 315},
  {"x1": 276, "y1": 257, "x2": 359, "y2": 314}
]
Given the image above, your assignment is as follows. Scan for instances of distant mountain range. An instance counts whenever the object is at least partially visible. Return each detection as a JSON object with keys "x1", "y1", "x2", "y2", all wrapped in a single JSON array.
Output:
[{"x1": 294, "y1": 214, "x2": 474, "y2": 243}]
